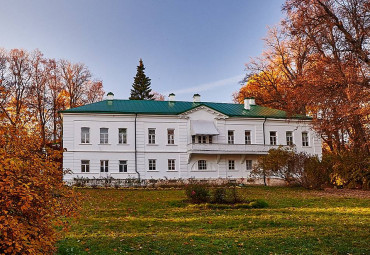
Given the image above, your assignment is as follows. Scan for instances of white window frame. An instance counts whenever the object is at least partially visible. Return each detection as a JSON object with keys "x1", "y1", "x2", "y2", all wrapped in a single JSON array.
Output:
[
  {"x1": 270, "y1": 131, "x2": 277, "y2": 145},
  {"x1": 245, "y1": 130, "x2": 251, "y2": 145},
  {"x1": 246, "y1": 160, "x2": 252, "y2": 171},
  {"x1": 302, "y1": 132, "x2": 309, "y2": 147},
  {"x1": 100, "y1": 160, "x2": 109, "y2": 172},
  {"x1": 148, "y1": 159, "x2": 156, "y2": 171},
  {"x1": 81, "y1": 160, "x2": 90, "y2": 172},
  {"x1": 198, "y1": 160, "x2": 207, "y2": 170},
  {"x1": 228, "y1": 130, "x2": 234, "y2": 144},
  {"x1": 168, "y1": 159, "x2": 176, "y2": 171},
  {"x1": 228, "y1": 160, "x2": 235, "y2": 170},
  {"x1": 118, "y1": 128, "x2": 127, "y2": 144},
  {"x1": 119, "y1": 160, "x2": 128, "y2": 172},
  {"x1": 167, "y1": 129, "x2": 175, "y2": 145},
  {"x1": 81, "y1": 127, "x2": 90, "y2": 144},
  {"x1": 286, "y1": 131, "x2": 293, "y2": 146},
  {"x1": 148, "y1": 129, "x2": 156, "y2": 144},
  {"x1": 100, "y1": 128, "x2": 109, "y2": 144}
]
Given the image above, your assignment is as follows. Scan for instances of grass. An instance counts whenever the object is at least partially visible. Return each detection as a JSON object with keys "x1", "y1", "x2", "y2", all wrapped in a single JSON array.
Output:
[{"x1": 56, "y1": 186, "x2": 370, "y2": 254}]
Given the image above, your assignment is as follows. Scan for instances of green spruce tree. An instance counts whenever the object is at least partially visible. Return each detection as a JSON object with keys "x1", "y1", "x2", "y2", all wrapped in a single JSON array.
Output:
[{"x1": 129, "y1": 59, "x2": 154, "y2": 100}]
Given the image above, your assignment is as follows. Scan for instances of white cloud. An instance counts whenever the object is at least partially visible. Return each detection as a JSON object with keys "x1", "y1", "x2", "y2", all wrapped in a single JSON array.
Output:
[{"x1": 164, "y1": 74, "x2": 244, "y2": 96}]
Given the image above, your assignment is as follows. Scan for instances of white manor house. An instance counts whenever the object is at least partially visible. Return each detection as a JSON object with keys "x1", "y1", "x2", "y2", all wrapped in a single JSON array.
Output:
[{"x1": 62, "y1": 93, "x2": 322, "y2": 183}]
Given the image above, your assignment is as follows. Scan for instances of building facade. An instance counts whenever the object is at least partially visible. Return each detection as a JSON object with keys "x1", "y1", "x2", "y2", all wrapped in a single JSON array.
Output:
[{"x1": 62, "y1": 94, "x2": 322, "y2": 182}]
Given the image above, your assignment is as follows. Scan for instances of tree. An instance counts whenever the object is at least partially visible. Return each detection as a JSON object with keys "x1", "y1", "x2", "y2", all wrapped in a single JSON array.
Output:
[
  {"x1": 0, "y1": 49, "x2": 33, "y2": 128},
  {"x1": 151, "y1": 91, "x2": 165, "y2": 101},
  {"x1": 236, "y1": 0, "x2": 369, "y2": 188},
  {"x1": 59, "y1": 60, "x2": 92, "y2": 108},
  {"x1": 0, "y1": 125, "x2": 78, "y2": 254},
  {"x1": 129, "y1": 59, "x2": 153, "y2": 100}
]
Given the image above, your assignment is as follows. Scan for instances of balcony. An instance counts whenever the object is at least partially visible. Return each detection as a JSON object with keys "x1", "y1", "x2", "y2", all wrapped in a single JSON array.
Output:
[{"x1": 187, "y1": 143, "x2": 278, "y2": 155}]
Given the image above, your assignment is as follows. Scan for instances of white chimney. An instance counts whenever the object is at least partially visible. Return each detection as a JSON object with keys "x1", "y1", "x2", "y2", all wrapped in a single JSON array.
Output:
[
  {"x1": 249, "y1": 97, "x2": 256, "y2": 105},
  {"x1": 244, "y1": 98, "x2": 250, "y2": 110},
  {"x1": 168, "y1": 93, "x2": 176, "y2": 101},
  {"x1": 193, "y1": 94, "x2": 201, "y2": 103},
  {"x1": 107, "y1": 92, "x2": 114, "y2": 100}
]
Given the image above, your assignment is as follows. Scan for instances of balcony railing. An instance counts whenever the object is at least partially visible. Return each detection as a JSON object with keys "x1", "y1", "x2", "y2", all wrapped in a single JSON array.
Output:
[{"x1": 187, "y1": 143, "x2": 278, "y2": 154}]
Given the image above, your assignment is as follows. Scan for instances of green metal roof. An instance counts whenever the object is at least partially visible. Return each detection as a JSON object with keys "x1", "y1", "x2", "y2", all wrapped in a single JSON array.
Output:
[{"x1": 61, "y1": 100, "x2": 311, "y2": 119}]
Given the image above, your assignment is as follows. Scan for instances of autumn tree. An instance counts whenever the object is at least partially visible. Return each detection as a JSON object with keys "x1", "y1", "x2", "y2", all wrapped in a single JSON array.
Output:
[
  {"x1": 46, "y1": 59, "x2": 64, "y2": 144},
  {"x1": 129, "y1": 59, "x2": 154, "y2": 100},
  {"x1": 0, "y1": 125, "x2": 79, "y2": 254},
  {"x1": 0, "y1": 49, "x2": 33, "y2": 128},
  {"x1": 0, "y1": 48, "x2": 104, "y2": 146},
  {"x1": 236, "y1": 0, "x2": 369, "y2": 188},
  {"x1": 151, "y1": 91, "x2": 165, "y2": 101}
]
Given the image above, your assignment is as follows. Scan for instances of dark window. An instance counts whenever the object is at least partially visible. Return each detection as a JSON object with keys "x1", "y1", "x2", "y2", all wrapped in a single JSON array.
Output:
[
  {"x1": 168, "y1": 159, "x2": 176, "y2": 171},
  {"x1": 118, "y1": 128, "x2": 127, "y2": 144},
  {"x1": 81, "y1": 127, "x2": 90, "y2": 143},
  {"x1": 119, "y1": 160, "x2": 127, "y2": 172},
  {"x1": 286, "y1": 131, "x2": 293, "y2": 146},
  {"x1": 100, "y1": 160, "x2": 108, "y2": 172},
  {"x1": 228, "y1": 130, "x2": 234, "y2": 144},
  {"x1": 148, "y1": 159, "x2": 156, "y2": 171},
  {"x1": 81, "y1": 160, "x2": 90, "y2": 172},
  {"x1": 100, "y1": 128, "x2": 109, "y2": 144},
  {"x1": 270, "y1": 131, "x2": 277, "y2": 145},
  {"x1": 198, "y1": 160, "x2": 207, "y2": 170},
  {"x1": 245, "y1": 131, "x2": 251, "y2": 145}
]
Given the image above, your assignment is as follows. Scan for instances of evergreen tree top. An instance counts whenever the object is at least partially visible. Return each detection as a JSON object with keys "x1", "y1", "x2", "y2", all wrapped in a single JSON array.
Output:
[{"x1": 129, "y1": 59, "x2": 154, "y2": 100}]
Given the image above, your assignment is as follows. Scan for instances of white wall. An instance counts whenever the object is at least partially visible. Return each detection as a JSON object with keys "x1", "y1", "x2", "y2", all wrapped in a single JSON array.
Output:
[{"x1": 62, "y1": 107, "x2": 322, "y2": 181}]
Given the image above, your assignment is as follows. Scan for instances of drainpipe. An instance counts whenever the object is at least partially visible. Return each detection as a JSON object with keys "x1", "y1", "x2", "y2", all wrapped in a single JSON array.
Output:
[
  {"x1": 263, "y1": 117, "x2": 267, "y2": 145},
  {"x1": 262, "y1": 117, "x2": 267, "y2": 186},
  {"x1": 134, "y1": 113, "x2": 140, "y2": 181}
]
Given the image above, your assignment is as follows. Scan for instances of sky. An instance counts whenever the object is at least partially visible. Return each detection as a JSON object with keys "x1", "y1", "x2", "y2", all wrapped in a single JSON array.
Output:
[{"x1": 1, "y1": 0, "x2": 285, "y2": 103}]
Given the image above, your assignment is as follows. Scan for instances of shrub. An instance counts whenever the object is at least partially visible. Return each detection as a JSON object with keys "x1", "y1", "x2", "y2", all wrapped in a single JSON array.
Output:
[
  {"x1": 185, "y1": 183, "x2": 210, "y2": 203},
  {"x1": 249, "y1": 199, "x2": 268, "y2": 208},
  {"x1": 212, "y1": 188, "x2": 227, "y2": 203},
  {"x1": 252, "y1": 146, "x2": 333, "y2": 189}
]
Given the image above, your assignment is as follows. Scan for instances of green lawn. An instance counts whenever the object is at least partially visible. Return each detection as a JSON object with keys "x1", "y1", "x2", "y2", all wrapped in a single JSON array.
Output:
[{"x1": 57, "y1": 187, "x2": 370, "y2": 254}]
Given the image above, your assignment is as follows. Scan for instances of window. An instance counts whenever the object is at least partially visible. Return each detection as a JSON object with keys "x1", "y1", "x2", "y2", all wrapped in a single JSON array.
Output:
[
  {"x1": 245, "y1": 131, "x2": 251, "y2": 145},
  {"x1": 228, "y1": 160, "x2": 235, "y2": 170},
  {"x1": 81, "y1": 127, "x2": 90, "y2": 143},
  {"x1": 119, "y1": 160, "x2": 127, "y2": 172},
  {"x1": 118, "y1": 128, "x2": 127, "y2": 144},
  {"x1": 100, "y1": 128, "x2": 109, "y2": 144},
  {"x1": 148, "y1": 129, "x2": 156, "y2": 144},
  {"x1": 198, "y1": 135, "x2": 207, "y2": 144},
  {"x1": 208, "y1": 136, "x2": 213, "y2": 144},
  {"x1": 192, "y1": 135, "x2": 196, "y2": 143},
  {"x1": 270, "y1": 131, "x2": 277, "y2": 145},
  {"x1": 100, "y1": 160, "x2": 108, "y2": 172},
  {"x1": 286, "y1": 131, "x2": 293, "y2": 146},
  {"x1": 148, "y1": 159, "x2": 156, "y2": 171},
  {"x1": 198, "y1": 160, "x2": 207, "y2": 170},
  {"x1": 167, "y1": 129, "x2": 175, "y2": 144},
  {"x1": 302, "y1": 132, "x2": 309, "y2": 147},
  {"x1": 81, "y1": 160, "x2": 90, "y2": 172},
  {"x1": 246, "y1": 160, "x2": 252, "y2": 171},
  {"x1": 228, "y1": 130, "x2": 234, "y2": 144},
  {"x1": 168, "y1": 159, "x2": 176, "y2": 171}
]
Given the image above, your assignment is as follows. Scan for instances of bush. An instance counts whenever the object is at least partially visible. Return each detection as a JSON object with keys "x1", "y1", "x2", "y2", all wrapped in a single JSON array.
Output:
[
  {"x1": 252, "y1": 146, "x2": 333, "y2": 189},
  {"x1": 212, "y1": 188, "x2": 227, "y2": 203},
  {"x1": 185, "y1": 183, "x2": 210, "y2": 203},
  {"x1": 300, "y1": 155, "x2": 331, "y2": 189},
  {"x1": 249, "y1": 199, "x2": 269, "y2": 208},
  {"x1": 205, "y1": 199, "x2": 268, "y2": 209}
]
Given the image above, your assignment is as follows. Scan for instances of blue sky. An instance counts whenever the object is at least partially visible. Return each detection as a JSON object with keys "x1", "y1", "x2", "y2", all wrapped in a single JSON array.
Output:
[{"x1": 1, "y1": 0, "x2": 285, "y2": 102}]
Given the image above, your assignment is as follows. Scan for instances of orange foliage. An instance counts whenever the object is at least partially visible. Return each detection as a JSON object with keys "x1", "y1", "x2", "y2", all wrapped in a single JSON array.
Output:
[{"x1": 0, "y1": 126, "x2": 79, "y2": 254}]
